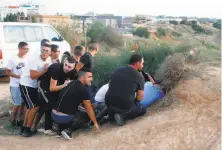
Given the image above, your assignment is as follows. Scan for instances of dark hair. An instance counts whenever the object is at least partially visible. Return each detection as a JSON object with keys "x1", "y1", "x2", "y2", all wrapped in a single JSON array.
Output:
[
  {"x1": 87, "y1": 41, "x2": 98, "y2": 51},
  {"x1": 51, "y1": 44, "x2": 59, "y2": 52},
  {"x1": 78, "y1": 68, "x2": 92, "y2": 78},
  {"x1": 129, "y1": 54, "x2": 143, "y2": 65},
  {"x1": 41, "y1": 39, "x2": 50, "y2": 46},
  {"x1": 66, "y1": 56, "x2": 75, "y2": 64},
  {"x1": 42, "y1": 44, "x2": 51, "y2": 48},
  {"x1": 18, "y1": 42, "x2": 28, "y2": 49},
  {"x1": 74, "y1": 46, "x2": 84, "y2": 56}
]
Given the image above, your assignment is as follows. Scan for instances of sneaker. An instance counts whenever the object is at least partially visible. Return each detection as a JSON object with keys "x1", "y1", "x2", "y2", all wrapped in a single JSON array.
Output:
[
  {"x1": 55, "y1": 131, "x2": 62, "y2": 138},
  {"x1": 61, "y1": 129, "x2": 73, "y2": 140},
  {"x1": 20, "y1": 126, "x2": 26, "y2": 135},
  {"x1": 37, "y1": 128, "x2": 45, "y2": 133},
  {"x1": 16, "y1": 120, "x2": 24, "y2": 127},
  {"x1": 44, "y1": 129, "x2": 56, "y2": 136},
  {"x1": 21, "y1": 128, "x2": 33, "y2": 137},
  {"x1": 114, "y1": 113, "x2": 125, "y2": 126}
]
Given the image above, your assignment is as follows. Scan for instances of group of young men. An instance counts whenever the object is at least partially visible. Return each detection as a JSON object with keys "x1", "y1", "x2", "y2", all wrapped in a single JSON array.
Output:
[{"x1": 7, "y1": 39, "x2": 154, "y2": 140}]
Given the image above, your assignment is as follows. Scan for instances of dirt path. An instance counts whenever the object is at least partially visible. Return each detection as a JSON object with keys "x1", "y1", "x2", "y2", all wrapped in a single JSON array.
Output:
[{"x1": 0, "y1": 64, "x2": 221, "y2": 150}]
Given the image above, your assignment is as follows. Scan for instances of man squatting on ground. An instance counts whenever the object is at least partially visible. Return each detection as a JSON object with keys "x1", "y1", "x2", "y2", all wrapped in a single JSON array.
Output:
[{"x1": 51, "y1": 68, "x2": 100, "y2": 140}]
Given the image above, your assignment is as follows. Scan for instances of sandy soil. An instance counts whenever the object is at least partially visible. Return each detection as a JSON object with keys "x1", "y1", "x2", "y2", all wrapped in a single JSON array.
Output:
[{"x1": 0, "y1": 63, "x2": 221, "y2": 150}]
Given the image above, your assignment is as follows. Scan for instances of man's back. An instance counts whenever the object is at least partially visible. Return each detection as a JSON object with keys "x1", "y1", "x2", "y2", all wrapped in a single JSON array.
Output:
[
  {"x1": 105, "y1": 66, "x2": 144, "y2": 110},
  {"x1": 56, "y1": 80, "x2": 89, "y2": 115}
]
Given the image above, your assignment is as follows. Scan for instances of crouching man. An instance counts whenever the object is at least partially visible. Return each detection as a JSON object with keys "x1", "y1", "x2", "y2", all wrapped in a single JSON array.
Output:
[
  {"x1": 51, "y1": 68, "x2": 100, "y2": 140},
  {"x1": 105, "y1": 54, "x2": 146, "y2": 126}
]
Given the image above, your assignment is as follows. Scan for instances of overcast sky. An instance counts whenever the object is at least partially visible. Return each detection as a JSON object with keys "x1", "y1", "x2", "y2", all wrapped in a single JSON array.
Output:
[{"x1": 0, "y1": 0, "x2": 221, "y2": 18}]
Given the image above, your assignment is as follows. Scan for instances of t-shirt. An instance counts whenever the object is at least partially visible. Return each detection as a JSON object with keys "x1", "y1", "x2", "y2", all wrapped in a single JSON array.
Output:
[
  {"x1": 6, "y1": 55, "x2": 27, "y2": 87},
  {"x1": 95, "y1": 84, "x2": 109, "y2": 103},
  {"x1": 79, "y1": 52, "x2": 92, "y2": 69},
  {"x1": 105, "y1": 66, "x2": 145, "y2": 110},
  {"x1": 39, "y1": 63, "x2": 72, "y2": 105},
  {"x1": 56, "y1": 80, "x2": 90, "y2": 115},
  {"x1": 20, "y1": 55, "x2": 51, "y2": 88}
]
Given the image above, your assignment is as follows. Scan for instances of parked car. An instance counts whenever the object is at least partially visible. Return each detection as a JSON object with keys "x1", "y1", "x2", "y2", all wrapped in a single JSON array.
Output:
[{"x1": 0, "y1": 22, "x2": 71, "y2": 77}]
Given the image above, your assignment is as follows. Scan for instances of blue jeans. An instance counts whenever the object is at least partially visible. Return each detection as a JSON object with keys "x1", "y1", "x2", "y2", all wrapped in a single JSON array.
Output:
[
  {"x1": 51, "y1": 111, "x2": 74, "y2": 124},
  {"x1": 140, "y1": 82, "x2": 164, "y2": 108}
]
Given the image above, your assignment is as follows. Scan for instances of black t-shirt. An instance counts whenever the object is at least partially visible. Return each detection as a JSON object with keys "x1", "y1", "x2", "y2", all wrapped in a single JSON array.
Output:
[
  {"x1": 56, "y1": 80, "x2": 90, "y2": 115},
  {"x1": 79, "y1": 52, "x2": 92, "y2": 69},
  {"x1": 38, "y1": 63, "x2": 70, "y2": 105},
  {"x1": 105, "y1": 66, "x2": 145, "y2": 110}
]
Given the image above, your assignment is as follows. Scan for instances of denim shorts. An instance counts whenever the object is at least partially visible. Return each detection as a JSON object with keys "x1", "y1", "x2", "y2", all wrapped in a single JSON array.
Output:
[{"x1": 10, "y1": 86, "x2": 23, "y2": 106}]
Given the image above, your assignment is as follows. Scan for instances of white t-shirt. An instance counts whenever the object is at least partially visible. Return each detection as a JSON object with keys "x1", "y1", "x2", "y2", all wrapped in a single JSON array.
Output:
[
  {"x1": 20, "y1": 55, "x2": 51, "y2": 88},
  {"x1": 6, "y1": 55, "x2": 27, "y2": 87},
  {"x1": 95, "y1": 84, "x2": 109, "y2": 103}
]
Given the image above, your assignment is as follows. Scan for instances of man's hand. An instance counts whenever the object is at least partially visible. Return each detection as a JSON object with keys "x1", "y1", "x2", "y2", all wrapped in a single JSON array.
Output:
[
  {"x1": 93, "y1": 123, "x2": 100, "y2": 133},
  {"x1": 43, "y1": 63, "x2": 49, "y2": 72},
  {"x1": 64, "y1": 80, "x2": 71, "y2": 87}
]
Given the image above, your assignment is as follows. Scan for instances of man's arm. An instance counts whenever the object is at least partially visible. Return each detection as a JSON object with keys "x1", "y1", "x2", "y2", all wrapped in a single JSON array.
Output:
[
  {"x1": 49, "y1": 78, "x2": 68, "y2": 92},
  {"x1": 136, "y1": 90, "x2": 144, "y2": 101},
  {"x1": 83, "y1": 100, "x2": 98, "y2": 125},
  {"x1": 30, "y1": 69, "x2": 47, "y2": 80},
  {"x1": 147, "y1": 74, "x2": 155, "y2": 85},
  {"x1": 6, "y1": 69, "x2": 20, "y2": 78}
]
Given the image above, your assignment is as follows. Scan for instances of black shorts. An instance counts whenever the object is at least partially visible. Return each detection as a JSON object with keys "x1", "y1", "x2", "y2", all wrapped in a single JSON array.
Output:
[{"x1": 20, "y1": 84, "x2": 38, "y2": 109}]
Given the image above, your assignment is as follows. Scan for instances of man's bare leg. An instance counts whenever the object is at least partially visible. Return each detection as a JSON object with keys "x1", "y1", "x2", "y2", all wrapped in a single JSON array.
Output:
[
  {"x1": 26, "y1": 107, "x2": 39, "y2": 128},
  {"x1": 31, "y1": 110, "x2": 44, "y2": 131},
  {"x1": 11, "y1": 106, "x2": 20, "y2": 125}
]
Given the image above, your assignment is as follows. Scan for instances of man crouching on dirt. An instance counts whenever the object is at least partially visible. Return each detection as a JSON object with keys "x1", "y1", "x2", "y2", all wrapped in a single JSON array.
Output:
[
  {"x1": 105, "y1": 54, "x2": 146, "y2": 126},
  {"x1": 51, "y1": 68, "x2": 100, "y2": 140}
]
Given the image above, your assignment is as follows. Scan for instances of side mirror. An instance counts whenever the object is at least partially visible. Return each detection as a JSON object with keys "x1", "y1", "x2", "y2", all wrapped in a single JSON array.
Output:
[{"x1": 59, "y1": 36, "x2": 64, "y2": 41}]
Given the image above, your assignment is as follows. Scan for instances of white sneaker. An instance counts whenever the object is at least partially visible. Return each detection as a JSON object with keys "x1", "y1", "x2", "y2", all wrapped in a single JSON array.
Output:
[
  {"x1": 44, "y1": 129, "x2": 56, "y2": 136},
  {"x1": 37, "y1": 128, "x2": 45, "y2": 133}
]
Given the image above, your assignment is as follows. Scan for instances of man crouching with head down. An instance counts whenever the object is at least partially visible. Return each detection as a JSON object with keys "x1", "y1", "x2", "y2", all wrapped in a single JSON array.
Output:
[{"x1": 51, "y1": 68, "x2": 100, "y2": 140}]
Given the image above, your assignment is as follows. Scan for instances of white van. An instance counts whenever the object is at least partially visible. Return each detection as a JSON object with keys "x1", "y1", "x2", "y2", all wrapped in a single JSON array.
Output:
[{"x1": 0, "y1": 22, "x2": 71, "y2": 77}]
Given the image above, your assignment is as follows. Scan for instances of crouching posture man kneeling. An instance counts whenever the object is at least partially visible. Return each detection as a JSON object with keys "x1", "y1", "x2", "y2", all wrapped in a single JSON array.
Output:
[{"x1": 51, "y1": 68, "x2": 100, "y2": 140}]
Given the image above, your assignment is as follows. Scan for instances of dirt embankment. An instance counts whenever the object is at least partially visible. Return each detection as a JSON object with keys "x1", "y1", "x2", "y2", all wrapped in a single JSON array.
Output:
[{"x1": 0, "y1": 63, "x2": 221, "y2": 150}]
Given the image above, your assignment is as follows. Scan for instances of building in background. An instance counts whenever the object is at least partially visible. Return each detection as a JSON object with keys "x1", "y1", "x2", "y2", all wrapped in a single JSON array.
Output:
[
  {"x1": 33, "y1": 15, "x2": 71, "y2": 26},
  {"x1": 95, "y1": 14, "x2": 122, "y2": 28},
  {"x1": 0, "y1": 1, "x2": 45, "y2": 21}
]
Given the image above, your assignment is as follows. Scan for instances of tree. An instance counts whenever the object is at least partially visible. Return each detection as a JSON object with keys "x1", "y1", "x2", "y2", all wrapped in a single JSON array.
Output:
[
  {"x1": 132, "y1": 27, "x2": 150, "y2": 38},
  {"x1": 213, "y1": 20, "x2": 221, "y2": 30},
  {"x1": 87, "y1": 21, "x2": 108, "y2": 42},
  {"x1": 31, "y1": 16, "x2": 37, "y2": 23},
  {"x1": 156, "y1": 28, "x2": 167, "y2": 37},
  {"x1": 169, "y1": 20, "x2": 179, "y2": 25},
  {"x1": 3, "y1": 13, "x2": 18, "y2": 22}
]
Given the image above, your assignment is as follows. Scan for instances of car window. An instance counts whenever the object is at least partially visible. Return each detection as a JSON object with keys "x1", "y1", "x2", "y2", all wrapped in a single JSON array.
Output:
[
  {"x1": 4, "y1": 26, "x2": 25, "y2": 43},
  {"x1": 23, "y1": 26, "x2": 37, "y2": 42},
  {"x1": 44, "y1": 26, "x2": 60, "y2": 41},
  {"x1": 33, "y1": 27, "x2": 44, "y2": 41},
  {"x1": 4, "y1": 26, "x2": 44, "y2": 43}
]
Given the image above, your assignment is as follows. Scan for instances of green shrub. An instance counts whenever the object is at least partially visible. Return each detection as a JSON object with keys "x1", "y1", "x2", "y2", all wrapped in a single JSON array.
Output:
[
  {"x1": 169, "y1": 20, "x2": 179, "y2": 25},
  {"x1": 172, "y1": 31, "x2": 182, "y2": 37},
  {"x1": 132, "y1": 27, "x2": 150, "y2": 38},
  {"x1": 213, "y1": 20, "x2": 221, "y2": 29},
  {"x1": 87, "y1": 22, "x2": 108, "y2": 42},
  {"x1": 192, "y1": 24, "x2": 204, "y2": 33},
  {"x1": 156, "y1": 28, "x2": 167, "y2": 37},
  {"x1": 92, "y1": 44, "x2": 174, "y2": 90}
]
